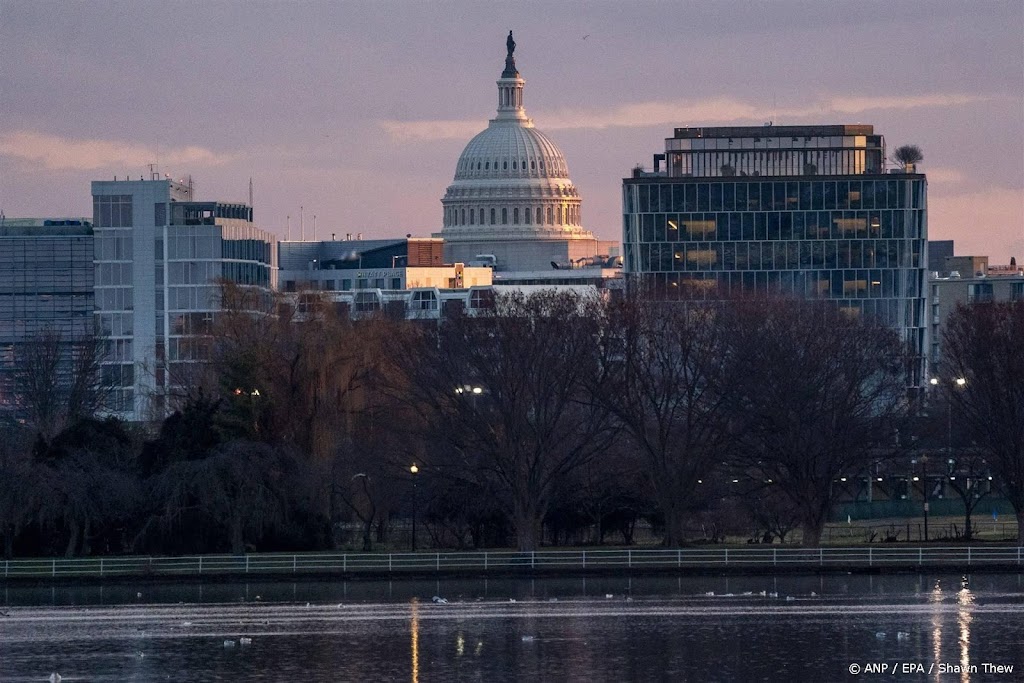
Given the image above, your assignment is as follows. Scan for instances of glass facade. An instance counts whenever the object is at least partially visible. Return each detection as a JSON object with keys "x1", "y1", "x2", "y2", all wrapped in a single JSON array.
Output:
[
  {"x1": 0, "y1": 220, "x2": 95, "y2": 417},
  {"x1": 93, "y1": 194, "x2": 136, "y2": 412},
  {"x1": 623, "y1": 125, "x2": 928, "y2": 387},
  {"x1": 160, "y1": 206, "x2": 275, "y2": 395}
]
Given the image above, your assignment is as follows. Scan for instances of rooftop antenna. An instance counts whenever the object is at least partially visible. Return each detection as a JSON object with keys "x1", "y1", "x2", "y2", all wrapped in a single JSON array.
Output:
[
  {"x1": 300, "y1": 206, "x2": 305, "y2": 241},
  {"x1": 313, "y1": 214, "x2": 317, "y2": 241},
  {"x1": 286, "y1": 215, "x2": 291, "y2": 241},
  {"x1": 188, "y1": 175, "x2": 194, "y2": 199},
  {"x1": 248, "y1": 177, "x2": 253, "y2": 208}
]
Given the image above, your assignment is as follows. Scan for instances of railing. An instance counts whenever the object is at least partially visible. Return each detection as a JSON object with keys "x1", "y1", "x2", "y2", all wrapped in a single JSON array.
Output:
[{"x1": 2, "y1": 546, "x2": 1022, "y2": 580}]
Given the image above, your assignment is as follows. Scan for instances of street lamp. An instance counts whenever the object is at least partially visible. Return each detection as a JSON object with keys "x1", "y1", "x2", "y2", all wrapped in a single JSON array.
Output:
[
  {"x1": 410, "y1": 463, "x2": 419, "y2": 552},
  {"x1": 927, "y1": 376, "x2": 968, "y2": 542}
]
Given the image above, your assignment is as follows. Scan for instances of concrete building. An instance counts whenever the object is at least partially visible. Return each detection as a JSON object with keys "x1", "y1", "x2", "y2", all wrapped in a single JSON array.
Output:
[
  {"x1": 279, "y1": 237, "x2": 490, "y2": 292},
  {"x1": 279, "y1": 236, "x2": 495, "y2": 319},
  {"x1": 929, "y1": 270, "x2": 1024, "y2": 368},
  {"x1": 438, "y1": 33, "x2": 617, "y2": 275},
  {"x1": 622, "y1": 124, "x2": 929, "y2": 386},
  {"x1": 0, "y1": 218, "x2": 95, "y2": 418},
  {"x1": 92, "y1": 176, "x2": 276, "y2": 421}
]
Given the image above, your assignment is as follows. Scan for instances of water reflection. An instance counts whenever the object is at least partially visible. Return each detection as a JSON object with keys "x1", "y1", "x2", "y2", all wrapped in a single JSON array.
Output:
[
  {"x1": 410, "y1": 598, "x2": 419, "y2": 683},
  {"x1": 3, "y1": 574, "x2": 1024, "y2": 682},
  {"x1": 930, "y1": 579, "x2": 943, "y2": 681},
  {"x1": 958, "y1": 583, "x2": 974, "y2": 683}
]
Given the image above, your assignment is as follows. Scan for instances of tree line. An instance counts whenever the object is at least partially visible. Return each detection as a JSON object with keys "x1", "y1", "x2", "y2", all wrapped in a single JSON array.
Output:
[{"x1": 1, "y1": 287, "x2": 1021, "y2": 557}]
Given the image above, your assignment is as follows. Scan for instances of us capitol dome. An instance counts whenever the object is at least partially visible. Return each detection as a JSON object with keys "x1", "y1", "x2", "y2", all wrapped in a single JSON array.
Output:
[{"x1": 439, "y1": 32, "x2": 612, "y2": 273}]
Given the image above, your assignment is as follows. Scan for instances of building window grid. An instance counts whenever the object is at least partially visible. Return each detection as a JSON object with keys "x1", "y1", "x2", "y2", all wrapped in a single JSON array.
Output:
[{"x1": 625, "y1": 178, "x2": 926, "y2": 316}]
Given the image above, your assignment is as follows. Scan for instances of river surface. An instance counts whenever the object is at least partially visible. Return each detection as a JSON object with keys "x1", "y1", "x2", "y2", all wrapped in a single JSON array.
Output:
[{"x1": 2, "y1": 574, "x2": 1023, "y2": 681}]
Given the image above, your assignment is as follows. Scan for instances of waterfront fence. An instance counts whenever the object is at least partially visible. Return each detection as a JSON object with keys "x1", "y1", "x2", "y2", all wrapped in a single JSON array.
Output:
[{"x1": 2, "y1": 546, "x2": 1023, "y2": 580}]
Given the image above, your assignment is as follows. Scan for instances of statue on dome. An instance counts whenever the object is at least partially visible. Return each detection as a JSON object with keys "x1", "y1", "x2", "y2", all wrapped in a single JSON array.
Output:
[{"x1": 506, "y1": 31, "x2": 516, "y2": 58}]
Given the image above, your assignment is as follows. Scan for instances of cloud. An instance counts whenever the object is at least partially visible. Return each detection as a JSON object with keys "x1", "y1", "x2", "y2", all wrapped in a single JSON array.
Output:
[
  {"x1": 0, "y1": 131, "x2": 231, "y2": 171},
  {"x1": 380, "y1": 119, "x2": 484, "y2": 143},
  {"x1": 825, "y1": 94, "x2": 989, "y2": 113},
  {"x1": 381, "y1": 92, "x2": 998, "y2": 140}
]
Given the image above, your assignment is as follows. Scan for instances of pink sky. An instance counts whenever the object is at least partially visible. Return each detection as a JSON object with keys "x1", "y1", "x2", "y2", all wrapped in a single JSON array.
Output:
[{"x1": 1, "y1": 1, "x2": 1021, "y2": 261}]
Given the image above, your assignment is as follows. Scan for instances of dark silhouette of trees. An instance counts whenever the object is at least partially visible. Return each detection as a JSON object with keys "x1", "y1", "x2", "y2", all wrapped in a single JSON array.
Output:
[
  {"x1": 942, "y1": 301, "x2": 1024, "y2": 539},
  {"x1": 7, "y1": 291, "x2": 1021, "y2": 557},
  {"x1": 725, "y1": 299, "x2": 909, "y2": 546},
  {"x1": 207, "y1": 283, "x2": 404, "y2": 549},
  {"x1": 33, "y1": 418, "x2": 141, "y2": 557},
  {"x1": 0, "y1": 426, "x2": 40, "y2": 558},
  {"x1": 395, "y1": 291, "x2": 617, "y2": 551},
  {"x1": 595, "y1": 300, "x2": 734, "y2": 547},
  {"x1": 153, "y1": 440, "x2": 298, "y2": 554}
]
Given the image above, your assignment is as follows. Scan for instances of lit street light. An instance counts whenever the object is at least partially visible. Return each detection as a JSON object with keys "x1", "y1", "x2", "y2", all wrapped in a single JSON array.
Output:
[
  {"x1": 926, "y1": 376, "x2": 968, "y2": 542},
  {"x1": 410, "y1": 463, "x2": 419, "y2": 552}
]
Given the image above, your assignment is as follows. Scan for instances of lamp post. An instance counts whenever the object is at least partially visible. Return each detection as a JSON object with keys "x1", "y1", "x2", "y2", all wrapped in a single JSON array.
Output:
[
  {"x1": 921, "y1": 455, "x2": 929, "y2": 541},
  {"x1": 927, "y1": 376, "x2": 967, "y2": 542},
  {"x1": 410, "y1": 463, "x2": 419, "y2": 552}
]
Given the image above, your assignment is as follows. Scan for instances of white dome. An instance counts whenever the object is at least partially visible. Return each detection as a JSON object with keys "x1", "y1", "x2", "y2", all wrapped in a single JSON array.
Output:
[
  {"x1": 440, "y1": 40, "x2": 590, "y2": 244},
  {"x1": 454, "y1": 123, "x2": 570, "y2": 181}
]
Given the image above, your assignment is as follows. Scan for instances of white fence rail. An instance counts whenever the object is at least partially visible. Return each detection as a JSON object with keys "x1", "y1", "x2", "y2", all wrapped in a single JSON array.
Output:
[{"x1": 2, "y1": 546, "x2": 1023, "y2": 580}]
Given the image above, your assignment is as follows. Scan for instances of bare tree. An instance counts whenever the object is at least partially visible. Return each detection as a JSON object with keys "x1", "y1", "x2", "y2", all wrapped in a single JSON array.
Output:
[
  {"x1": 891, "y1": 144, "x2": 923, "y2": 170},
  {"x1": 726, "y1": 299, "x2": 909, "y2": 546},
  {"x1": 594, "y1": 300, "x2": 734, "y2": 547},
  {"x1": 942, "y1": 301, "x2": 1024, "y2": 539},
  {"x1": 944, "y1": 453, "x2": 992, "y2": 541},
  {"x1": 12, "y1": 328, "x2": 109, "y2": 441},
  {"x1": 395, "y1": 290, "x2": 617, "y2": 551}
]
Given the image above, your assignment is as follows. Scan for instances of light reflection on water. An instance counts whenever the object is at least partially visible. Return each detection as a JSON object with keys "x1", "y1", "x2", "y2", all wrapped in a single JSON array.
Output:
[
  {"x1": 1, "y1": 574, "x2": 1022, "y2": 682},
  {"x1": 959, "y1": 585, "x2": 974, "y2": 683}
]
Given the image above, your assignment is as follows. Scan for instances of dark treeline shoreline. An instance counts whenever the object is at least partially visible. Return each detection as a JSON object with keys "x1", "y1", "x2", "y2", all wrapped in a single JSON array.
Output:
[{"x1": 2, "y1": 288, "x2": 1022, "y2": 558}]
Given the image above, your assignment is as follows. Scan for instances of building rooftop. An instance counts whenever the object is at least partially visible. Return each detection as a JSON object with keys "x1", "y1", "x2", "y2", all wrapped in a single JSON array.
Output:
[
  {"x1": 0, "y1": 217, "x2": 93, "y2": 237},
  {"x1": 671, "y1": 124, "x2": 875, "y2": 139}
]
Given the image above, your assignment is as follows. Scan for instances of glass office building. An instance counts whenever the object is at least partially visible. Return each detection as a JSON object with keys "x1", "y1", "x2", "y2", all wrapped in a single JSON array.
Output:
[
  {"x1": 92, "y1": 178, "x2": 277, "y2": 421},
  {"x1": 623, "y1": 124, "x2": 927, "y2": 386},
  {"x1": 0, "y1": 219, "x2": 95, "y2": 418}
]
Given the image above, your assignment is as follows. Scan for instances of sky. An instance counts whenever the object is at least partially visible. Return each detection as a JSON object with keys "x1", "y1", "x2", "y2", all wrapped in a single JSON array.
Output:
[{"x1": 1, "y1": 0, "x2": 1022, "y2": 262}]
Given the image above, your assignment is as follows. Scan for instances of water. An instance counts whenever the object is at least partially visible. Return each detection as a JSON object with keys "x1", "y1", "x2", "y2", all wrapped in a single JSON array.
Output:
[{"x1": 2, "y1": 574, "x2": 1023, "y2": 681}]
